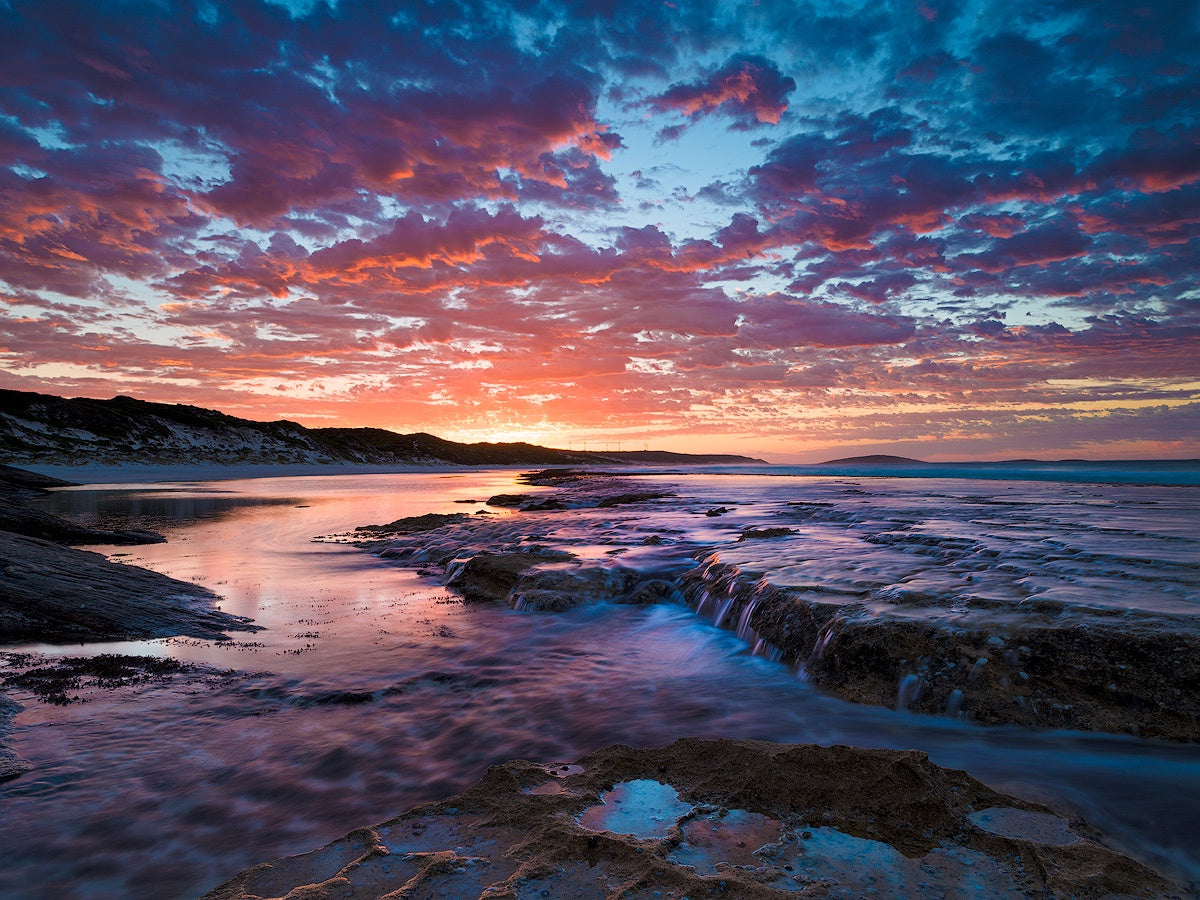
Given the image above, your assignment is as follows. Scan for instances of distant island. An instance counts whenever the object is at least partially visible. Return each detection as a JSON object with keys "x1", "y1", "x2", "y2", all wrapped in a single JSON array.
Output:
[
  {"x1": 0, "y1": 389, "x2": 766, "y2": 468},
  {"x1": 816, "y1": 454, "x2": 928, "y2": 466}
]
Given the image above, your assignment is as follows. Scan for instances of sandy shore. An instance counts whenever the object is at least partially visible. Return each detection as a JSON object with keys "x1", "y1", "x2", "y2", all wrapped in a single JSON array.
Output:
[{"x1": 12, "y1": 461, "x2": 475, "y2": 485}]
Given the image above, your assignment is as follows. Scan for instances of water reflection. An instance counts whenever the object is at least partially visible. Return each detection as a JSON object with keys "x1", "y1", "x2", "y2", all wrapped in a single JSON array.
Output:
[{"x1": 34, "y1": 485, "x2": 301, "y2": 535}]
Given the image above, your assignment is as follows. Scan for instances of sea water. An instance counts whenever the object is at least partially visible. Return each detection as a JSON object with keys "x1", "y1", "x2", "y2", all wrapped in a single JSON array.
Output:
[{"x1": 1, "y1": 469, "x2": 1198, "y2": 897}]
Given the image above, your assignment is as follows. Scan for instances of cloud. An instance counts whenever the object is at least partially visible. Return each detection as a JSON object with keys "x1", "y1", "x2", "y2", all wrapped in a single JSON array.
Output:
[
  {"x1": 0, "y1": 0, "x2": 1197, "y2": 457},
  {"x1": 739, "y1": 293, "x2": 916, "y2": 348},
  {"x1": 650, "y1": 54, "x2": 795, "y2": 132}
]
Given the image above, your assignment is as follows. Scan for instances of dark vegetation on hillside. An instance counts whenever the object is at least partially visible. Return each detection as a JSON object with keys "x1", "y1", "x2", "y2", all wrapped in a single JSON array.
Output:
[{"x1": 0, "y1": 389, "x2": 766, "y2": 467}]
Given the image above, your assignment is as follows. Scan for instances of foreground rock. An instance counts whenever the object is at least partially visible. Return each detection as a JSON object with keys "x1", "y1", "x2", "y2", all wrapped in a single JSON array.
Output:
[{"x1": 204, "y1": 737, "x2": 1180, "y2": 899}]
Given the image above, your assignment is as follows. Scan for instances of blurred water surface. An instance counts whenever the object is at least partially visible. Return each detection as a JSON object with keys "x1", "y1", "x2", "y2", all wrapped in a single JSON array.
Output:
[{"x1": 1, "y1": 470, "x2": 1197, "y2": 898}]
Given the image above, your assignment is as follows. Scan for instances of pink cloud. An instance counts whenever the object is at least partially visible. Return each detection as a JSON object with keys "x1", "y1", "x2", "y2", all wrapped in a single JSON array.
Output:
[{"x1": 651, "y1": 55, "x2": 795, "y2": 129}]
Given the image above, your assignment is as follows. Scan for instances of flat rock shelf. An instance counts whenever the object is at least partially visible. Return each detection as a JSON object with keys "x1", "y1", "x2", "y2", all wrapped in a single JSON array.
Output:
[{"x1": 206, "y1": 738, "x2": 1183, "y2": 899}]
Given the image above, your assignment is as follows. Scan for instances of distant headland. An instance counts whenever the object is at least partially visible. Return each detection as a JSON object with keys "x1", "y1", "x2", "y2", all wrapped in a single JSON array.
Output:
[
  {"x1": 0, "y1": 389, "x2": 766, "y2": 469},
  {"x1": 814, "y1": 453, "x2": 1199, "y2": 470}
]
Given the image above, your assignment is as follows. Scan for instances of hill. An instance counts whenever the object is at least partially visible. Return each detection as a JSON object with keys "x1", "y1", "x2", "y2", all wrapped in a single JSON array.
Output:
[
  {"x1": 0, "y1": 390, "x2": 766, "y2": 468},
  {"x1": 815, "y1": 454, "x2": 928, "y2": 466}
]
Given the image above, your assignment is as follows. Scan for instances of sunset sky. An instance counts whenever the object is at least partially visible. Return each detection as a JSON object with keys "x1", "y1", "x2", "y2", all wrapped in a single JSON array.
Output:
[{"x1": 1, "y1": 0, "x2": 1197, "y2": 461}]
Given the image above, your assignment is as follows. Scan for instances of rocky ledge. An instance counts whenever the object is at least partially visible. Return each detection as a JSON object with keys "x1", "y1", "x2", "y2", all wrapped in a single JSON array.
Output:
[
  {"x1": 0, "y1": 531, "x2": 259, "y2": 644},
  {"x1": 680, "y1": 557, "x2": 1200, "y2": 743},
  {"x1": 338, "y1": 471, "x2": 1200, "y2": 742},
  {"x1": 204, "y1": 737, "x2": 1182, "y2": 899},
  {"x1": 0, "y1": 464, "x2": 258, "y2": 645}
]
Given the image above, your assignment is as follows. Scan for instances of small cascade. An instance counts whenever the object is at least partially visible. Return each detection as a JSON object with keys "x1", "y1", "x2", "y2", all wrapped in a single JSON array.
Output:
[
  {"x1": 675, "y1": 554, "x2": 792, "y2": 667},
  {"x1": 945, "y1": 688, "x2": 965, "y2": 717},
  {"x1": 735, "y1": 597, "x2": 758, "y2": 642},
  {"x1": 713, "y1": 596, "x2": 736, "y2": 629},
  {"x1": 897, "y1": 673, "x2": 924, "y2": 711},
  {"x1": 812, "y1": 626, "x2": 836, "y2": 660}
]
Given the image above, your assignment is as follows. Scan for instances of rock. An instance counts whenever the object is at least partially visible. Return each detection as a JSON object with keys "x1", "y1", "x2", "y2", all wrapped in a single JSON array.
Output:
[
  {"x1": 0, "y1": 464, "x2": 256, "y2": 645},
  {"x1": 595, "y1": 491, "x2": 672, "y2": 508},
  {"x1": 445, "y1": 550, "x2": 575, "y2": 604},
  {"x1": 521, "y1": 497, "x2": 568, "y2": 511},
  {"x1": 678, "y1": 559, "x2": 1200, "y2": 742},
  {"x1": 354, "y1": 513, "x2": 469, "y2": 535},
  {"x1": 485, "y1": 493, "x2": 536, "y2": 508},
  {"x1": 0, "y1": 531, "x2": 259, "y2": 644},
  {"x1": 512, "y1": 566, "x2": 646, "y2": 611},
  {"x1": 0, "y1": 465, "x2": 166, "y2": 546},
  {"x1": 203, "y1": 738, "x2": 1182, "y2": 899},
  {"x1": 357, "y1": 471, "x2": 1200, "y2": 740},
  {"x1": 0, "y1": 496, "x2": 166, "y2": 545},
  {"x1": 738, "y1": 526, "x2": 796, "y2": 540}
]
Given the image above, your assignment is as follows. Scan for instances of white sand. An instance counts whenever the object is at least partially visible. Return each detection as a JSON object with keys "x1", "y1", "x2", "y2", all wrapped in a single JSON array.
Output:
[{"x1": 12, "y1": 461, "x2": 501, "y2": 486}]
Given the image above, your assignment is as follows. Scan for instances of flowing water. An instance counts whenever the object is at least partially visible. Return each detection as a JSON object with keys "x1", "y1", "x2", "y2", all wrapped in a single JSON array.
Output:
[{"x1": 2, "y1": 469, "x2": 1198, "y2": 898}]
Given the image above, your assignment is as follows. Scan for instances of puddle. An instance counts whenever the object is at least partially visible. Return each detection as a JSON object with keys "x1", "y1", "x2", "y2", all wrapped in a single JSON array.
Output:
[
  {"x1": 668, "y1": 808, "x2": 783, "y2": 873},
  {"x1": 969, "y1": 807, "x2": 1080, "y2": 845},
  {"x1": 766, "y1": 827, "x2": 1023, "y2": 896},
  {"x1": 578, "y1": 780, "x2": 692, "y2": 840}
]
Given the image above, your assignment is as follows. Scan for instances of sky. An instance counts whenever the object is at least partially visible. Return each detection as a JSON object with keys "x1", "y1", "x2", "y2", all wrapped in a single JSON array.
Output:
[{"x1": 1, "y1": 0, "x2": 1197, "y2": 462}]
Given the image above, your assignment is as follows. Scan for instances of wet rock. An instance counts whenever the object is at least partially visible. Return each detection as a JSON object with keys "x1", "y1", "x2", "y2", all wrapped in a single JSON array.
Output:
[
  {"x1": 0, "y1": 495, "x2": 166, "y2": 545},
  {"x1": 204, "y1": 738, "x2": 1181, "y2": 899},
  {"x1": 445, "y1": 550, "x2": 575, "y2": 604},
  {"x1": 513, "y1": 565, "x2": 646, "y2": 611},
  {"x1": 595, "y1": 491, "x2": 672, "y2": 508},
  {"x1": 521, "y1": 497, "x2": 568, "y2": 511},
  {"x1": 486, "y1": 493, "x2": 535, "y2": 508},
  {"x1": 738, "y1": 526, "x2": 796, "y2": 540},
  {"x1": 0, "y1": 465, "x2": 165, "y2": 546},
  {"x1": 679, "y1": 559, "x2": 1200, "y2": 742},
  {"x1": 355, "y1": 471, "x2": 1200, "y2": 740},
  {"x1": 0, "y1": 465, "x2": 250, "y2": 646},
  {"x1": 354, "y1": 512, "x2": 469, "y2": 535},
  {"x1": 0, "y1": 531, "x2": 259, "y2": 645}
]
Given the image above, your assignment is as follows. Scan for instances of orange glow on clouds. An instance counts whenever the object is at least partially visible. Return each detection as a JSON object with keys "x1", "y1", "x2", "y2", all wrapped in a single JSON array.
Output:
[{"x1": 0, "y1": 1, "x2": 1197, "y2": 461}]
